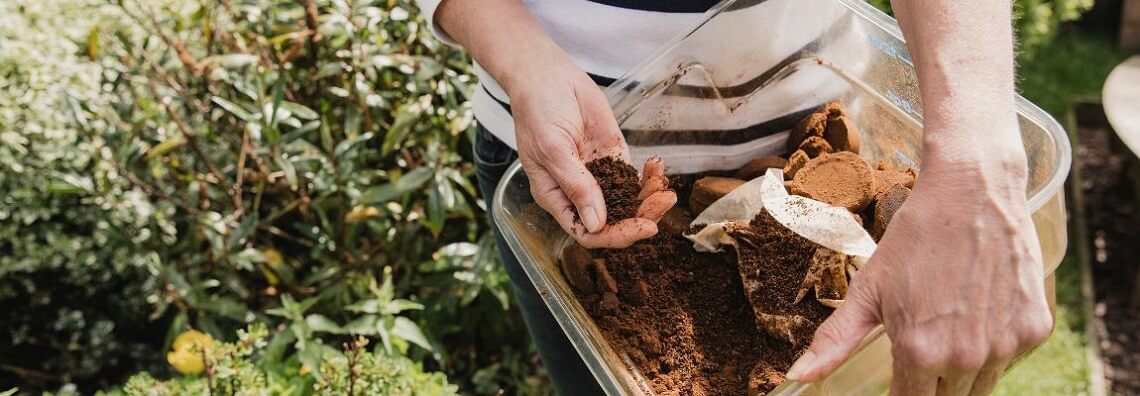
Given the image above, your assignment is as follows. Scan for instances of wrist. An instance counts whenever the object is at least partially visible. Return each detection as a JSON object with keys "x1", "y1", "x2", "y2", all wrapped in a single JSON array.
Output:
[
  {"x1": 495, "y1": 42, "x2": 580, "y2": 99},
  {"x1": 919, "y1": 126, "x2": 1029, "y2": 194}
]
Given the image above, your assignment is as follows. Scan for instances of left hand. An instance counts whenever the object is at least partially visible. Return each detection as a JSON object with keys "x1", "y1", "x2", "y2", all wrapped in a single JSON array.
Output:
[{"x1": 786, "y1": 144, "x2": 1054, "y2": 395}]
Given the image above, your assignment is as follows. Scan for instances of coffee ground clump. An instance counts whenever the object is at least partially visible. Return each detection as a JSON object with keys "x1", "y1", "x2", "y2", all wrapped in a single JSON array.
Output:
[{"x1": 587, "y1": 157, "x2": 642, "y2": 223}]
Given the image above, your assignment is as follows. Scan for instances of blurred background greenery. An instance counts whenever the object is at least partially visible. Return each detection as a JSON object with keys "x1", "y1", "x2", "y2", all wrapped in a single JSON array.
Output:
[{"x1": 0, "y1": 0, "x2": 1124, "y2": 394}]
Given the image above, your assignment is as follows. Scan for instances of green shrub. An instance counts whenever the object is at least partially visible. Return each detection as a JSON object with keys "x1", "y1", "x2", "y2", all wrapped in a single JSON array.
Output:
[
  {"x1": 865, "y1": 0, "x2": 1094, "y2": 56},
  {"x1": 0, "y1": 0, "x2": 167, "y2": 389},
  {"x1": 2, "y1": 0, "x2": 542, "y2": 393},
  {"x1": 89, "y1": 0, "x2": 541, "y2": 394},
  {"x1": 118, "y1": 324, "x2": 458, "y2": 396}
]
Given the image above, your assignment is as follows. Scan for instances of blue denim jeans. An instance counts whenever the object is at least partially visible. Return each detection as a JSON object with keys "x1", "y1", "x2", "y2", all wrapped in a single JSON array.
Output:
[{"x1": 472, "y1": 125, "x2": 604, "y2": 395}]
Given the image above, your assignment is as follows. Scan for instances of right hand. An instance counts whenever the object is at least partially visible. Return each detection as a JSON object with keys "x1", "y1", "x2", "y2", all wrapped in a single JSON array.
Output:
[{"x1": 508, "y1": 61, "x2": 676, "y2": 249}]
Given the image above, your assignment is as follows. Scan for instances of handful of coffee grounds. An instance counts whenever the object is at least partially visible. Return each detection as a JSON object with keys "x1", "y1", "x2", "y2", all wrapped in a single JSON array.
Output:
[{"x1": 586, "y1": 157, "x2": 641, "y2": 223}]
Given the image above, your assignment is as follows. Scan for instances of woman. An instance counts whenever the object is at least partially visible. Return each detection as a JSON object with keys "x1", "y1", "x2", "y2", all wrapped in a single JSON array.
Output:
[{"x1": 416, "y1": 0, "x2": 1053, "y2": 394}]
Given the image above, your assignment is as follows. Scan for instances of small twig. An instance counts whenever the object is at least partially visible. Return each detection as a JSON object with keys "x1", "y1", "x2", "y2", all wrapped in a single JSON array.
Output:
[
  {"x1": 0, "y1": 364, "x2": 54, "y2": 381},
  {"x1": 233, "y1": 125, "x2": 252, "y2": 217},
  {"x1": 119, "y1": 165, "x2": 204, "y2": 216},
  {"x1": 261, "y1": 224, "x2": 315, "y2": 248},
  {"x1": 136, "y1": 0, "x2": 203, "y2": 75},
  {"x1": 203, "y1": 347, "x2": 215, "y2": 394},
  {"x1": 143, "y1": 76, "x2": 240, "y2": 209}
]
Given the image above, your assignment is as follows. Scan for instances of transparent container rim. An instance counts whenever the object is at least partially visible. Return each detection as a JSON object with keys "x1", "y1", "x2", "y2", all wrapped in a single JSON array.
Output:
[{"x1": 600, "y1": 0, "x2": 1072, "y2": 212}]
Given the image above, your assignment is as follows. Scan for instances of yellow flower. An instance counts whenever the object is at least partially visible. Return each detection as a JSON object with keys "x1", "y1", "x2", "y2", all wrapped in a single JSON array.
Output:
[
  {"x1": 261, "y1": 248, "x2": 284, "y2": 285},
  {"x1": 298, "y1": 364, "x2": 312, "y2": 376},
  {"x1": 166, "y1": 330, "x2": 214, "y2": 375},
  {"x1": 263, "y1": 248, "x2": 284, "y2": 267}
]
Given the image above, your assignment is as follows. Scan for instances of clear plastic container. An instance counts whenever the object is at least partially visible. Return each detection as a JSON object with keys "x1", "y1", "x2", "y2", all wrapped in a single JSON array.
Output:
[{"x1": 491, "y1": 0, "x2": 1071, "y2": 394}]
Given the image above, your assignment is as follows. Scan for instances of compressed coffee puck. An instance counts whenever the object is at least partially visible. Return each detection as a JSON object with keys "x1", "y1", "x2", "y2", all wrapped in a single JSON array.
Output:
[
  {"x1": 689, "y1": 176, "x2": 746, "y2": 217},
  {"x1": 824, "y1": 114, "x2": 861, "y2": 153},
  {"x1": 798, "y1": 136, "x2": 834, "y2": 158},
  {"x1": 783, "y1": 150, "x2": 811, "y2": 180},
  {"x1": 659, "y1": 207, "x2": 694, "y2": 236},
  {"x1": 735, "y1": 156, "x2": 788, "y2": 180},
  {"x1": 872, "y1": 184, "x2": 911, "y2": 240},
  {"x1": 790, "y1": 151, "x2": 875, "y2": 212},
  {"x1": 787, "y1": 112, "x2": 827, "y2": 152},
  {"x1": 871, "y1": 169, "x2": 916, "y2": 198}
]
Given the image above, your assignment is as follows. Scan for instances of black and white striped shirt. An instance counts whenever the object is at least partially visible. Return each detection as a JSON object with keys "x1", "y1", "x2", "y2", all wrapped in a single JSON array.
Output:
[{"x1": 417, "y1": 0, "x2": 867, "y2": 173}]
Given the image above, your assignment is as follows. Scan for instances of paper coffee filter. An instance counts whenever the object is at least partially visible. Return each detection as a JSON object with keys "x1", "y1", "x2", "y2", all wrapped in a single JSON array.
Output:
[{"x1": 686, "y1": 168, "x2": 877, "y2": 258}]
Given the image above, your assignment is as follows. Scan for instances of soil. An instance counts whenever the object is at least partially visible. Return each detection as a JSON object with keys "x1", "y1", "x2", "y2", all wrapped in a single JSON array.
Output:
[
  {"x1": 587, "y1": 157, "x2": 642, "y2": 223},
  {"x1": 1074, "y1": 123, "x2": 1140, "y2": 395}
]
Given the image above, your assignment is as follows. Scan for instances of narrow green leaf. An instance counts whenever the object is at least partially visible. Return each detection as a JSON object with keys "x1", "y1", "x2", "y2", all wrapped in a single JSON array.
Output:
[
  {"x1": 395, "y1": 167, "x2": 432, "y2": 192},
  {"x1": 275, "y1": 155, "x2": 298, "y2": 191},
  {"x1": 334, "y1": 132, "x2": 373, "y2": 158},
  {"x1": 226, "y1": 213, "x2": 259, "y2": 250},
  {"x1": 360, "y1": 184, "x2": 398, "y2": 204},
  {"x1": 280, "y1": 101, "x2": 319, "y2": 120},
  {"x1": 147, "y1": 136, "x2": 186, "y2": 159},
  {"x1": 211, "y1": 96, "x2": 259, "y2": 121},
  {"x1": 280, "y1": 120, "x2": 321, "y2": 144},
  {"x1": 204, "y1": 54, "x2": 259, "y2": 68},
  {"x1": 424, "y1": 185, "x2": 445, "y2": 236},
  {"x1": 319, "y1": 117, "x2": 334, "y2": 153},
  {"x1": 381, "y1": 106, "x2": 417, "y2": 156}
]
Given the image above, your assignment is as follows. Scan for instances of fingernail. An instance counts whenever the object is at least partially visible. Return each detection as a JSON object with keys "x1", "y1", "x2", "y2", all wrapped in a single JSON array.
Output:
[
  {"x1": 582, "y1": 206, "x2": 603, "y2": 233},
  {"x1": 786, "y1": 350, "x2": 816, "y2": 381}
]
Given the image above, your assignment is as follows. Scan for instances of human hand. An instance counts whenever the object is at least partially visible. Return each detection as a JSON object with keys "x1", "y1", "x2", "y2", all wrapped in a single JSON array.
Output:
[
  {"x1": 786, "y1": 149, "x2": 1053, "y2": 395},
  {"x1": 509, "y1": 61, "x2": 676, "y2": 249}
]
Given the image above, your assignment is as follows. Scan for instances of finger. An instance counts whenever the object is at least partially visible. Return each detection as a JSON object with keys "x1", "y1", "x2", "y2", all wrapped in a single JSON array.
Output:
[
  {"x1": 577, "y1": 218, "x2": 658, "y2": 249},
  {"x1": 967, "y1": 362, "x2": 1008, "y2": 396},
  {"x1": 638, "y1": 175, "x2": 669, "y2": 200},
  {"x1": 936, "y1": 371, "x2": 978, "y2": 396},
  {"x1": 575, "y1": 83, "x2": 630, "y2": 163},
  {"x1": 527, "y1": 164, "x2": 589, "y2": 237},
  {"x1": 636, "y1": 190, "x2": 677, "y2": 222},
  {"x1": 542, "y1": 154, "x2": 607, "y2": 233},
  {"x1": 892, "y1": 359, "x2": 937, "y2": 396},
  {"x1": 640, "y1": 156, "x2": 665, "y2": 185},
  {"x1": 786, "y1": 282, "x2": 881, "y2": 382}
]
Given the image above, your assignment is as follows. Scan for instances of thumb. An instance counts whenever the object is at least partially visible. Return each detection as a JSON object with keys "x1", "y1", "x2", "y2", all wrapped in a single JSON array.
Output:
[{"x1": 786, "y1": 281, "x2": 881, "y2": 382}]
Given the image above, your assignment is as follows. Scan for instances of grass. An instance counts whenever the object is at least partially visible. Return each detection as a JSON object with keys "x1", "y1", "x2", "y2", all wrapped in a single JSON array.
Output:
[
  {"x1": 992, "y1": 29, "x2": 1127, "y2": 395},
  {"x1": 994, "y1": 261, "x2": 1091, "y2": 395},
  {"x1": 1017, "y1": 29, "x2": 1129, "y2": 117}
]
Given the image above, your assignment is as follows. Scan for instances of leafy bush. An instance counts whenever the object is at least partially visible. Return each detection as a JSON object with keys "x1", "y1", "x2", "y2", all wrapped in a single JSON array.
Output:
[
  {"x1": 120, "y1": 325, "x2": 458, "y2": 396},
  {"x1": 88, "y1": 0, "x2": 540, "y2": 393},
  {"x1": 0, "y1": 0, "x2": 167, "y2": 389},
  {"x1": 2, "y1": 0, "x2": 543, "y2": 394}
]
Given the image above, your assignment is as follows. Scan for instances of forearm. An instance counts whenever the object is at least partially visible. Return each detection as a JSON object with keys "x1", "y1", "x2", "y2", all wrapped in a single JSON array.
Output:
[
  {"x1": 892, "y1": 0, "x2": 1025, "y2": 175},
  {"x1": 434, "y1": 0, "x2": 574, "y2": 97}
]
